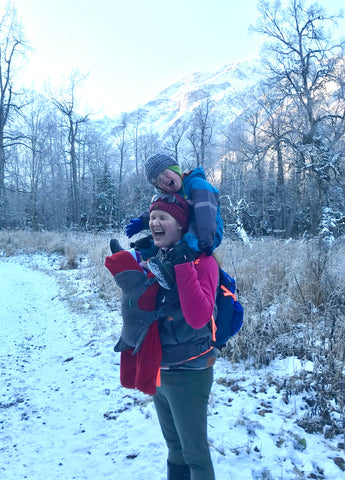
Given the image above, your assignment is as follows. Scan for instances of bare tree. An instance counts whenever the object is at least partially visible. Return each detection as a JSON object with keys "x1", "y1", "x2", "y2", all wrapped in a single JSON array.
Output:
[
  {"x1": 0, "y1": 5, "x2": 28, "y2": 226},
  {"x1": 19, "y1": 93, "x2": 53, "y2": 229},
  {"x1": 128, "y1": 108, "x2": 146, "y2": 175},
  {"x1": 187, "y1": 98, "x2": 214, "y2": 168},
  {"x1": 49, "y1": 70, "x2": 89, "y2": 227},
  {"x1": 164, "y1": 119, "x2": 188, "y2": 163},
  {"x1": 113, "y1": 114, "x2": 129, "y2": 221}
]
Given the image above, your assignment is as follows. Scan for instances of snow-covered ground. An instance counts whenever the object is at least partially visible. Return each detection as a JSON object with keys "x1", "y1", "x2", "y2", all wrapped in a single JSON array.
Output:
[{"x1": 0, "y1": 254, "x2": 344, "y2": 480}]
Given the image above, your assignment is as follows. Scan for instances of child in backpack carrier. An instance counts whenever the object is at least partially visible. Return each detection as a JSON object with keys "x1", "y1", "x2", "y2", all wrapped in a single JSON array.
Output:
[{"x1": 111, "y1": 153, "x2": 224, "y2": 288}]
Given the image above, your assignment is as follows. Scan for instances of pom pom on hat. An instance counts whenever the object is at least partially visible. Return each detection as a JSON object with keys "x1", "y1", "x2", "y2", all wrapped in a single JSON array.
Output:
[
  {"x1": 145, "y1": 154, "x2": 179, "y2": 184},
  {"x1": 150, "y1": 193, "x2": 190, "y2": 232}
]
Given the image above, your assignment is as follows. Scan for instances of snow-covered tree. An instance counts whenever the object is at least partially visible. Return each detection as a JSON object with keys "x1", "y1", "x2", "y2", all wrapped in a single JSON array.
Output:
[{"x1": 252, "y1": 0, "x2": 345, "y2": 235}]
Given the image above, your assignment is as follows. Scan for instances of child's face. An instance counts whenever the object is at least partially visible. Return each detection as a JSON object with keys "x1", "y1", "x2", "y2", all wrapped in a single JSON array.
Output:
[{"x1": 154, "y1": 169, "x2": 182, "y2": 193}]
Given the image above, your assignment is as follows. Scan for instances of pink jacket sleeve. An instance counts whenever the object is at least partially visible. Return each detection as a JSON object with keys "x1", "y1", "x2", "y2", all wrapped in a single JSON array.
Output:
[{"x1": 174, "y1": 254, "x2": 219, "y2": 329}]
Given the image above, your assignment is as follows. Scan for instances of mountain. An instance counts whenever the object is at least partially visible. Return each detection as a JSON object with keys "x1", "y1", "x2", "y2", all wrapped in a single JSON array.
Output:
[{"x1": 120, "y1": 59, "x2": 261, "y2": 140}]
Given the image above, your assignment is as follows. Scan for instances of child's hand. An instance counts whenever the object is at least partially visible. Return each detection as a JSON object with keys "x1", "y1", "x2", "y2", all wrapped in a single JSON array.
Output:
[
  {"x1": 126, "y1": 218, "x2": 143, "y2": 237},
  {"x1": 198, "y1": 242, "x2": 213, "y2": 256},
  {"x1": 201, "y1": 246, "x2": 213, "y2": 256}
]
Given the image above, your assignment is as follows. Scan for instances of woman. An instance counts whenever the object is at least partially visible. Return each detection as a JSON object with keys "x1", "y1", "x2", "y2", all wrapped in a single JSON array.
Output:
[{"x1": 148, "y1": 193, "x2": 219, "y2": 480}]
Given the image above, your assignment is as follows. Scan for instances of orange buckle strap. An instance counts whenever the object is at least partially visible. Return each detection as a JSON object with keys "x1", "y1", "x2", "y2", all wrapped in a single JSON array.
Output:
[
  {"x1": 220, "y1": 284, "x2": 236, "y2": 301},
  {"x1": 156, "y1": 368, "x2": 161, "y2": 387}
]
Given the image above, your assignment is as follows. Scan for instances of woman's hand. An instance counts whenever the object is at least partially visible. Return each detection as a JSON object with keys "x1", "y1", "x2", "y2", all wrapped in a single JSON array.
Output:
[{"x1": 167, "y1": 244, "x2": 199, "y2": 265}]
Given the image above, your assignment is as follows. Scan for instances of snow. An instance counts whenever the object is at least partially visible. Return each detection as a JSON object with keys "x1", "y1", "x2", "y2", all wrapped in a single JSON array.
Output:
[
  {"x1": 1, "y1": 254, "x2": 344, "y2": 480},
  {"x1": 120, "y1": 60, "x2": 260, "y2": 142}
]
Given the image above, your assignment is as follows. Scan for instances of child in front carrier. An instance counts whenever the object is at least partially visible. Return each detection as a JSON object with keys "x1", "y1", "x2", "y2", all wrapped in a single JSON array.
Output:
[
  {"x1": 111, "y1": 153, "x2": 223, "y2": 288},
  {"x1": 105, "y1": 193, "x2": 193, "y2": 394}
]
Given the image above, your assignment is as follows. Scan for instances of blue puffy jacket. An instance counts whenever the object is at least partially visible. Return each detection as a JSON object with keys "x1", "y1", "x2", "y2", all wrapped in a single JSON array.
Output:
[{"x1": 180, "y1": 167, "x2": 223, "y2": 253}]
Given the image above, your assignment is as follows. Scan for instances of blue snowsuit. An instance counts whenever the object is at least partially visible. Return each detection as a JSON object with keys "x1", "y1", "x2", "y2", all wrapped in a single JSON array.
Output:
[{"x1": 180, "y1": 166, "x2": 223, "y2": 253}]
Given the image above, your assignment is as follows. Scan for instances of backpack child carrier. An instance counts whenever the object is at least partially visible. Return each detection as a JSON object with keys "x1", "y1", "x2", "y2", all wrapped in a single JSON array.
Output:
[{"x1": 213, "y1": 268, "x2": 244, "y2": 349}]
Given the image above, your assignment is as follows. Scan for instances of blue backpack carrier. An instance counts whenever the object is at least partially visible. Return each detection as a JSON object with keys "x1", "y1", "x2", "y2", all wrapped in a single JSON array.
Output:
[{"x1": 213, "y1": 268, "x2": 244, "y2": 349}]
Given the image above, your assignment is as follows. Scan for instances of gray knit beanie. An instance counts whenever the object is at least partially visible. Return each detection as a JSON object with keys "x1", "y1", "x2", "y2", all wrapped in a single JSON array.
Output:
[{"x1": 144, "y1": 154, "x2": 179, "y2": 184}]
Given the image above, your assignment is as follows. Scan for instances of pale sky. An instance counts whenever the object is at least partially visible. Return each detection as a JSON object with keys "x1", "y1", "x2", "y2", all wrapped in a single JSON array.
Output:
[{"x1": 8, "y1": 0, "x2": 345, "y2": 118}]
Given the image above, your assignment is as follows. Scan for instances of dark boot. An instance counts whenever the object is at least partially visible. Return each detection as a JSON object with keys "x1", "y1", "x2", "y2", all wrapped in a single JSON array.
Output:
[
  {"x1": 147, "y1": 257, "x2": 175, "y2": 290},
  {"x1": 167, "y1": 461, "x2": 191, "y2": 480},
  {"x1": 129, "y1": 234, "x2": 153, "y2": 250},
  {"x1": 110, "y1": 238, "x2": 124, "y2": 254}
]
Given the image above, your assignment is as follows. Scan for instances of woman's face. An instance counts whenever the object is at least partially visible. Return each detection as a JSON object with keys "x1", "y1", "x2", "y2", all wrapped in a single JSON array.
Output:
[
  {"x1": 149, "y1": 209, "x2": 184, "y2": 249},
  {"x1": 154, "y1": 169, "x2": 182, "y2": 193}
]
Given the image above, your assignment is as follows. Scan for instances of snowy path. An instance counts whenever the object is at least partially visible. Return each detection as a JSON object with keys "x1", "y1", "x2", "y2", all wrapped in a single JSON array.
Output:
[
  {"x1": 1, "y1": 255, "x2": 344, "y2": 480},
  {"x1": 0, "y1": 257, "x2": 167, "y2": 480}
]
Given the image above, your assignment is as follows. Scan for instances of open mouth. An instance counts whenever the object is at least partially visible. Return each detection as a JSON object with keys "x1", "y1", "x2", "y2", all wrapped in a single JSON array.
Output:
[{"x1": 152, "y1": 230, "x2": 165, "y2": 239}]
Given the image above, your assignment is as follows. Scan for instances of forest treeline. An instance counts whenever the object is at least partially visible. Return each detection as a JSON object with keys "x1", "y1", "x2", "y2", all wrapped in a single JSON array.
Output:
[{"x1": 1, "y1": 0, "x2": 345, "y2": 241}]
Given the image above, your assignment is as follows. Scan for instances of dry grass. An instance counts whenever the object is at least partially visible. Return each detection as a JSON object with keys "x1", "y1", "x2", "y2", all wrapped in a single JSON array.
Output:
[
  {"x1": 0, "y1": 229, "x2": 130, "y2": 304},
  {"x1": 2, "y1": 230, "x2": 345, "y2": 434},
  {"x1": 216, "y1": 237, "x2": 345, "y2": 362},
  {"x1": 2, "y1": 230, "x2": 344, "y2": 364}
]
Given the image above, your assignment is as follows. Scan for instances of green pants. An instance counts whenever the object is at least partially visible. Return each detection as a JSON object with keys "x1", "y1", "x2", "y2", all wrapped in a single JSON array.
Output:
[{"x1": 153, "y1": 368, "x2": 215, "y2": 480}]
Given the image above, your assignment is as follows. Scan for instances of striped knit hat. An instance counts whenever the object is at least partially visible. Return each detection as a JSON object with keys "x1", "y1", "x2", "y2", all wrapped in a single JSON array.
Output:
[{"x1": 144, "y1": 154, "x2": 179, "y2": 185}]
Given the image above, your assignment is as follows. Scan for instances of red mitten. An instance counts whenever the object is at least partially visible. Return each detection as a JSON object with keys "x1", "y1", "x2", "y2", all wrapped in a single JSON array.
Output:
[{"x1": 105, "y1": 250, "x2": 142, "y2": 276}]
